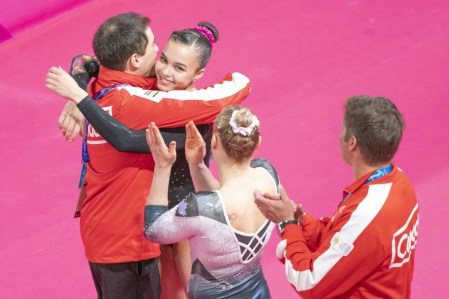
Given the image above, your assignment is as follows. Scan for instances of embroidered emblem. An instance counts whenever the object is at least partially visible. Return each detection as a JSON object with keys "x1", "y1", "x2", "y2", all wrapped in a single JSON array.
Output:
[{"x1": 331, "y1": 232, "x2": 354, "y2": 256}]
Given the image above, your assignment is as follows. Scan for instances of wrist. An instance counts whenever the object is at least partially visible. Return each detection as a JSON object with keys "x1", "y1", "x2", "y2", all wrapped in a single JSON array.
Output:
[
  {"x1": 281, "y1": 213, "x2": 296, "y2": 223},
  {"x1": 189, "y1": 160, "x2": 207, "y2": 170},
  {"x1": 72, "y1": 90, "x2": 88, "y2": 104},
  {"x1": 277, "y1": 220, "x2": 299, "y2": 235},
  {"x1": 154, "y1": 164, "x2": 173, "y2": 177}
]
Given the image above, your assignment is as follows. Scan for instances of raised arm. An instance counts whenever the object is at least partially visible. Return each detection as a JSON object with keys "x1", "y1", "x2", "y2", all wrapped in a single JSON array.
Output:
[
  {"x1": 143, "y1": 123, "x2": 202, "y2": 244},
  {"x1": 145, "y1": 122, "x2": 177, "y2": 206},
  {"x1": 185, "y1": 121, "x2": 219, "y2": 191},
  {"x1": 76, "y1": 97, "x2": 186, "y2": 153},
  {"x1": 118, "y1": 71, "x2": 251, "y2": 127},
  {"x1": 48, "y1": 66, "x2": 186, "y2": 152},
  {"x1": 47, "y1": 66, "x2": 251, "y2": 152},
  {"x1": 47, "y1": 66, "x2": 251, "y2": 128}
]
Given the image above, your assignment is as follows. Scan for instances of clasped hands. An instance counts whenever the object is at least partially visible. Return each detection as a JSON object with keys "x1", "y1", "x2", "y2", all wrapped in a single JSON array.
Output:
[{"x1": 46, "y1": 66, "x2": 89, "y2": 141}]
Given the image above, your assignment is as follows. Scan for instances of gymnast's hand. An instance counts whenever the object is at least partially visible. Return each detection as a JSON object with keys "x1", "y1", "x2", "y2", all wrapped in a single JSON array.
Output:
[
  {"x1": 185, "y1": 121, "x2": 206, "y2": 165},
  {"x1": 58, "y1": 102, "x2": 85, "y2": 141},
  {"x1": 46, "y1": 67, "x2": 88, "y2": 104},
  {"x1": 146, "y1": 122, "x2": 177, "y2": 170}
]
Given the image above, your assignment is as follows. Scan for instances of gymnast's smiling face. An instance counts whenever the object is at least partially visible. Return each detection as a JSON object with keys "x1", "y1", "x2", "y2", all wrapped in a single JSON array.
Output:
[{"x1": 154, "y1": 39, "x2": 205, "y2": 91}]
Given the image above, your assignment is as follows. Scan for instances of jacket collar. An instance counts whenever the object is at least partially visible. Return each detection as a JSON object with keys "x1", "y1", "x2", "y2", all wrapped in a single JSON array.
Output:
[
  {"x1": 91, "y1": 65, "x2": 157, "y2": 93},
  {"x1": 342, "y1": 164, "x2": 398, "y2": 200}
]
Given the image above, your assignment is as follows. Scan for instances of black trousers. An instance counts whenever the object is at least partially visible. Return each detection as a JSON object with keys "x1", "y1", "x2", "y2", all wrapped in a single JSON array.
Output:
[{"x1": 89, "y1": 258, "x2": 161, "y2": 299}]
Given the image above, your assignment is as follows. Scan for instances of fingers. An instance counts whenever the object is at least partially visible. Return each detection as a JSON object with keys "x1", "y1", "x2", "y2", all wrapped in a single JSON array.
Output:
[
  {"x1": 185, "y1": 121, "x2": 206, "y2": 165},
  {"x1": 146, "y1": 123, "x2": 177, "y2": 167},
  {"x1": 60, "y1": 114, "x2": 71, "y2": 137},
  {"x1": 278, "y1": 185, "x2": 291, "y2": 202},
  {"x1": 185, "y1": 121, "x2": 195, "y2": 139},
  {"x1": 45, "y1": 76, "x2": 56, "y2": 90},
  {"x1": 254, "y1": 188, "x2": 280, "y2": 206},
  {"x1": 255, "y1": 186, "x2": 296, "y2": 223},
  {"x1": 65, "y1": 120, "x2": 81, "y2": 141},
  {"x1": 254, "y1": 190, "x2": 271, "y2": 206},
  {"x1": 290, "y1": 200, "x2": 297, "y2": 210},
  {"x1": 47, "y1": 67, "x2": 62, "y2": 80},
  {"x1": 48, "y1": 66, "x2": 59, "y2": 76},
  {"x1": 46, "y1": 66, "x2": 67, "y2": 83},
  {"x1": 64, "y1": 118, "x2": 77, "y2": 140},
  {"x1": 254, "y1": 196, "x2": 277, "y2": 222},
  {"x1": 52, "y1": 66, "x2": 66, "y2": 76},
  {"x1": 146, "y1": 122, "x2": 166, "y2": 149},
  {"x1": 150, "y1": 122, "x2": 165, "y2": 146},
  {"x1": 254, "y1": 189, "x2": 263, "y2": 203},
  {"x1": 145, "y1": 126, "x2": 152, "y2": 148},
  {"x1": 262, "y1": 192, "x2": 280, "y2": 201},
  {"x1": 186, "y1": 121, "x2": 203, "y2": 141},
  {"x1": 58, "y1": 115, "x2": 81, "y2": 142},
  {"x1": 69, "y1": 123, "x2": 81, "y2": 142},
  {"x1": 51, "y1": 66, "x2": 62, "y2": 73},
  {"x1": 168, "y1": 141, "x2": 177, "y2": 153},
  {"x1": 46, "y1": 67, "x2": 61, "y2": 91},
  {"x1": 58, "y1": 112, "x2": 66, "y2": 129},
  {"x1": 191, "y1": 122, "x2": 204, "y2": 140},
  {"x1": 150, "y1": 122, "x2": 159, "y2": 146},
  {"x1": 255, "y1": 185, "x2": 290, "y2": 203}
]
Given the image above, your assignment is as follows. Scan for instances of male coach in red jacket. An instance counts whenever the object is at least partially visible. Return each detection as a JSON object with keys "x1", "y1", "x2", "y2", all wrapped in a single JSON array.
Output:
[{"x1": 255, "y1": 95, "x2": 418, "y2": 299}]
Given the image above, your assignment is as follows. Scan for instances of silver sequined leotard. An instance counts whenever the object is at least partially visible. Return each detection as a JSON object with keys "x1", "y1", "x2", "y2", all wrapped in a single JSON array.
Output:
[{"x1": 144, "y1": 159, "x2": 279, "y2": 298}]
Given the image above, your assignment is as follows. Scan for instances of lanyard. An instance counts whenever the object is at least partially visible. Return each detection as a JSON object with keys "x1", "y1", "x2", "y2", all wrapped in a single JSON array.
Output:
[
  {"x1": 77, "y1": 84, "x2": 129, "y2": 188},
  {"x1": 340, "y1": 164, "x2": 393, "y2": 205}
]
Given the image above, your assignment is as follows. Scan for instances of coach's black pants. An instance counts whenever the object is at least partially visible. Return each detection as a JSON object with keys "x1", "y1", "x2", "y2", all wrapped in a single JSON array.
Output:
[{"x1": 89, "y1": 258, "x2": 160, "y2": 299}]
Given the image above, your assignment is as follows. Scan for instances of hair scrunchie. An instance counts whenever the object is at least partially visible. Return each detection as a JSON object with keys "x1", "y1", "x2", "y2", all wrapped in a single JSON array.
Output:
[{"x1": 193, "y1": 26, "x2": 216, "y2": 44}]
